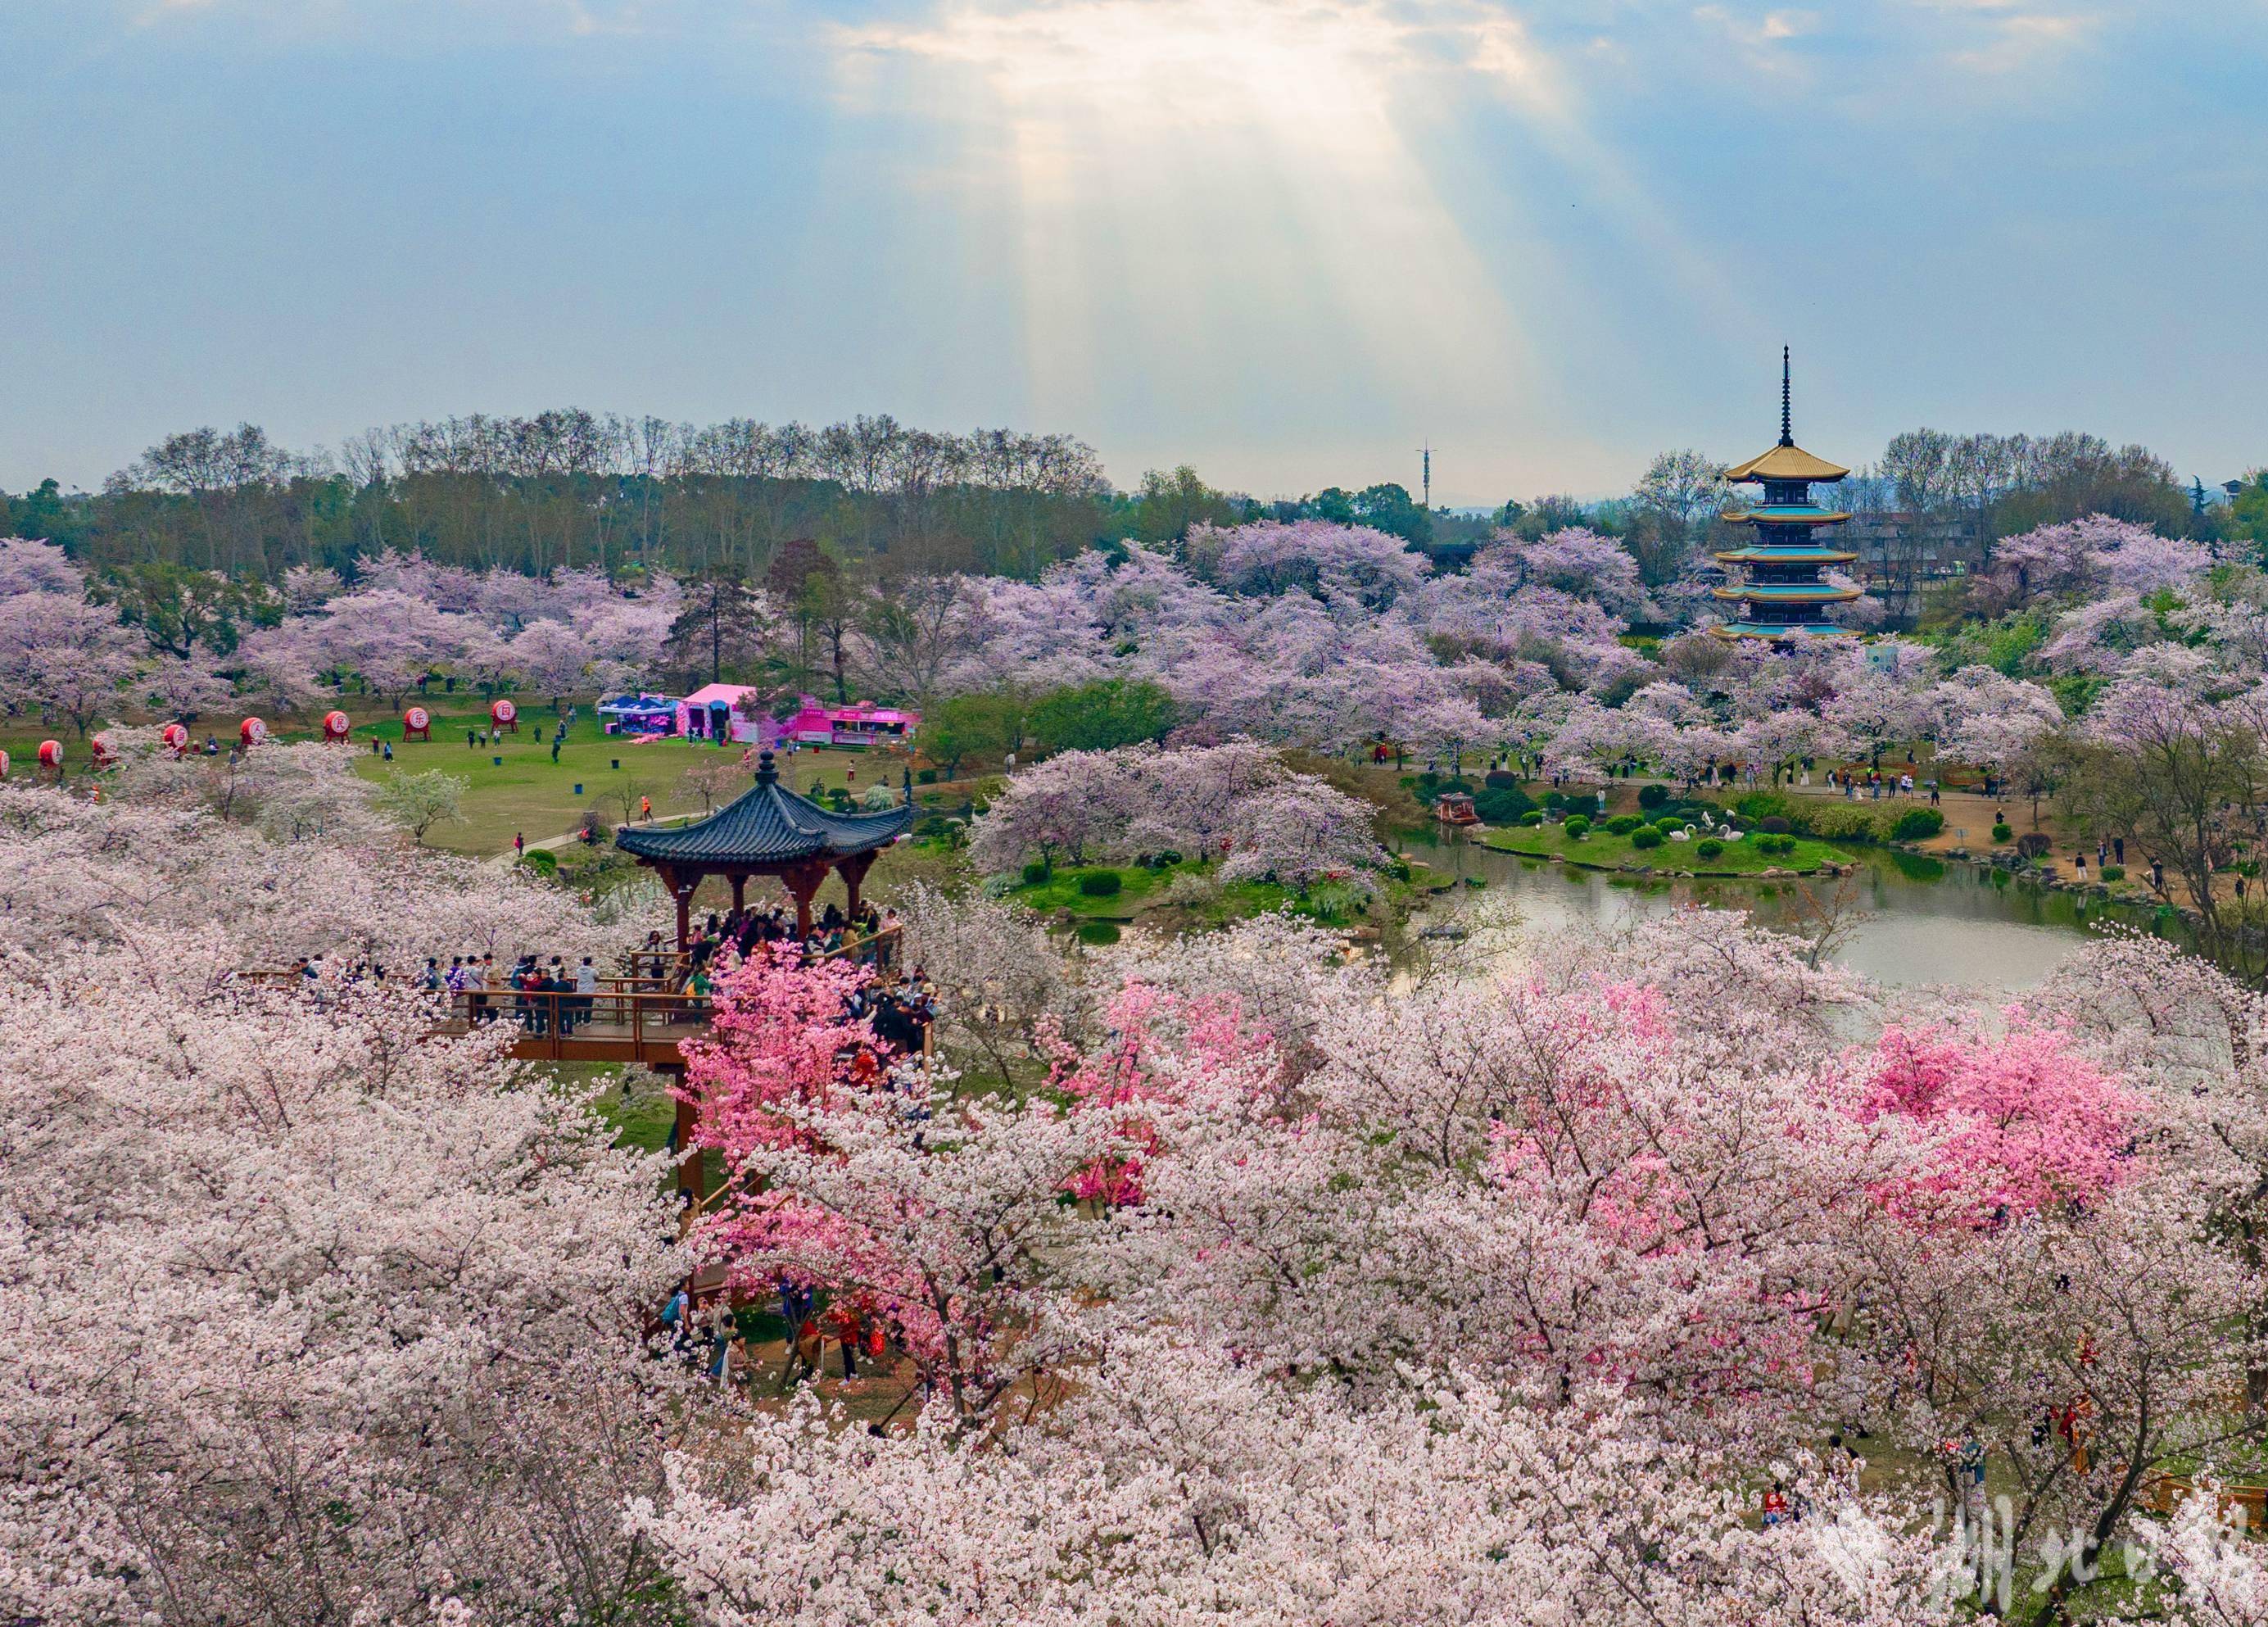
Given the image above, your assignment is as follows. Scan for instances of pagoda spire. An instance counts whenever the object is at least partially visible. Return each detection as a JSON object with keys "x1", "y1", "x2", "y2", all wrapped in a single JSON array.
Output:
[{"x1": 1779, "y1": 345, "x2": 1792, "y2": 447}]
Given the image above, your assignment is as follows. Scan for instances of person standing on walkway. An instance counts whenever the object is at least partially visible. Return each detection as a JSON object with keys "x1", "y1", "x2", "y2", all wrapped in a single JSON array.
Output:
[{"x1": 514, "y1": 832, "x2": 525, "y2": 857}]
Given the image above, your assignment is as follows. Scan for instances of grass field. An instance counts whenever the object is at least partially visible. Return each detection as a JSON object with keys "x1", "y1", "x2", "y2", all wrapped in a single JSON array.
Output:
[
  {"x1": 1479, "y1": 822, "x2": 1853, "y2": 877},
  {"x1": 344, "y1": 706, "x2": 923, "y2": 854},
  {"x1": 0, "y1": 704, "x2": 922, "y2": 857}
]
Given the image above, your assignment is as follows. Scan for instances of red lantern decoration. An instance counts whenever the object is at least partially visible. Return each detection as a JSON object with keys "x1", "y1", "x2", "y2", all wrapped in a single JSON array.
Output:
[
  {"x1": 0, "y1": 749, "x2": 11, "y2": 782},
  {"x1": 322, "y1": 709, "x2": 351, "y2": 742},
  {"x1": 402, "y1": 705, "x2": 432, "y2": 742},
  {"x1": 161, "y1": 722, "x2": 189, "y2": 755},
  {"x1": 239, "y1": 718, "x2": 267, "y2": 748},
  {"x1": 37, "y1": 740, "x2": 63, "y2": 770},
  {"x1": 490, "y1": 698, "x2": 518, "y2": 733}
]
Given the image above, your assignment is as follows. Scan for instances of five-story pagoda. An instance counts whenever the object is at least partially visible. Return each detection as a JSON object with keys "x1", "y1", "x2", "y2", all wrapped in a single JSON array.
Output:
[{"x1": 1710, "y1": 349, "x2": 1861, "y2": 641}]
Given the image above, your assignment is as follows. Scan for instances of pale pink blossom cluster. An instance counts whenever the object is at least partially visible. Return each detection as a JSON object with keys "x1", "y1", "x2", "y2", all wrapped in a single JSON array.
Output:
[
  {"x1": 0, "y1": 767, "x2": 695, "y2": 1621},
  {"x1": 968, "y1": 741, "x2": 1383, "y2": 890},
  {"x1": 640, "y1": 904, "x2": 2268, "y2": 1623}
]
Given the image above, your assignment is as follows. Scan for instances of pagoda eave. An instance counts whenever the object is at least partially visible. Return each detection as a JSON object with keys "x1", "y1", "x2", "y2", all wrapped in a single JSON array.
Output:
[
  {"x1": 1713, "y1": 547, "x2": 1859, "y2": 566},
  {"x1": 1711, "y1": 585, "x2": 1863, "y2": 604},
  {"x1": 1709, "y1": 623, "x2": 1861, "y2": 642}
]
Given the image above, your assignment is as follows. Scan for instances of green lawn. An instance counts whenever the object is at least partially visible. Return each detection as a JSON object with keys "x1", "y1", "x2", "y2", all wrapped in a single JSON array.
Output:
[
  {"x1": 1003, "y1": 859, "x2": 1383, "y2": 931},
  {"x1": 1480, "y1": 823, "x2": 1851, "y2": 877},
  {"x1": 340, "y1": 711, "x2": 909, "y2": 855},
  {"x1": 1003, "y1": 862, "x2": 1183, "y2": 918}
]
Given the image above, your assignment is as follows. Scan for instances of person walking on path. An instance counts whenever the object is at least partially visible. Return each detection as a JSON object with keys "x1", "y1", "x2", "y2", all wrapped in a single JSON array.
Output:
[
  {"x1": 639, "y1": 794, "x2": 653, "y2": 820},
  {"x1": 514, "y1": 832, "x2": 525, "y2": 857}
]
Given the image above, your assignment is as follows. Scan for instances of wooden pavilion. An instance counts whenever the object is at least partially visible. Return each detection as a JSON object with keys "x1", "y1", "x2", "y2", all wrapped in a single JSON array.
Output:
[{"x1": 615, "y1": 748, "x2": 914, "y2": 947}]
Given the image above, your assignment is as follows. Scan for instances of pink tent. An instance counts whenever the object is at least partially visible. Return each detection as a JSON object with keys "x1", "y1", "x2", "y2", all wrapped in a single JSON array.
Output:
[{"x1": 677, "y1": 684, "x2": 770, "y2": 744}]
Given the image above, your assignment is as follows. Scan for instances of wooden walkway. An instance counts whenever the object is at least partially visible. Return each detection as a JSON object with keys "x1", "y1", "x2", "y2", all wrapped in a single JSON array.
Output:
[{"x1": 240, "y1": 928, "x2": 903, "y2": 1069}]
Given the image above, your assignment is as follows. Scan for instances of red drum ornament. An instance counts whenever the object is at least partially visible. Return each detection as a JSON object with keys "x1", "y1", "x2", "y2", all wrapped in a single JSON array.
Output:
[
  {"x1": 91, "y1": 733, "x2": 119, "y2": 768},
  {"x1": 322, "y1": 709, "x2": 352, "y2": 742},
  {"x1": 239, "y1": 717, "x2": 268, "y2": 748},
  {"x1": 38, "y1": 740, "x2": 64, "y2": 769},
  {"x1": 402, "y1": 705, "x2": 432, "y2": 741},
  {"x1": 161, "y1": 722, "x2": 189, "y2": 755},
  {"x1": 490, "y1": 697, "x2": 518, "y2": 732}
]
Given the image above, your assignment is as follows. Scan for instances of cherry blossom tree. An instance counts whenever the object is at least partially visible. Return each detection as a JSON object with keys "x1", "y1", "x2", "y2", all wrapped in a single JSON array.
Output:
[{"x1": 0, "y1": 936, "x2": 693, "y2": 1623}]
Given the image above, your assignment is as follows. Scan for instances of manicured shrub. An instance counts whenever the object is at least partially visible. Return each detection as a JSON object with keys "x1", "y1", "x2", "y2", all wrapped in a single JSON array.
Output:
[
  {"x1": 2016, "y1": 832, "x2": 2053, "y2": 860},
  {"x1": 1543, "y1": 791, "x2": 1569, "y2": 810},
  {"x1": 1517, "y1": 810, "x2": 1545, "y2": 827},
  {"x1": 1758, "y1": 833, "x2": 1799, "y2": 856},
  {"x1": 1076, "y1": 869, "x2": 1123, "y2": 897},
  {"x1": 1630, "y1": 826, "x2": 1664, "y2": 850},
  {"x1": 1734, "y1": 791, "x2": 1792, "y2": 827},
  {"x1": 1021, "y1": 860, "x2": 1051, "y2": 886},
  {"x1": 1474, "y1": 786, "x2": 1534, "y2": 825},
  {"x1": 1992, "y1": 823, "x2": 2014, "y2": 843},
  {"x1": 1809, "y1": 804, "x2": 1885, "y2": 842},
  {"x1": 1637, "y1": 782, "x2": 1670, "y2": 810},
  {"x1": 1563, "y1": 814, "x2": 1591, "y2": 838},
  {"x1": 520, "y1": 848, "x2": 559, "y2": 877},
  {"x1": 1156, "y1": 850, "x2": 1183, "y2": 866},
  {"x1": 1759, "y1": 816, "x2": 1792, "y2": 835},
  {"x1": 917, "y1": 768, "x2": 938, "y2": 784},
  {"x1": 2100, "y1": 863, "x2": 2126, "y2": 881},
  {"x1": 1695, "y1": 838, "x2": 1725, "y2": 859},
  {"x1": 1605, "y1": 814, "x2": 1643, "y2": 836},
  {"x1": 1891, "y1": 809, "x2": 1945, "y2": 841},
  {"x1": 1484, "y1": 769, "x2": 1519, "y2": 789}
]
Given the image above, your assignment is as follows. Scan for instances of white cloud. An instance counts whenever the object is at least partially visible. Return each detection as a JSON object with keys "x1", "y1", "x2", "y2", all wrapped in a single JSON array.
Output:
[{"x1": 1949, "y1": 10, "x2": 2093, "y2": 71}]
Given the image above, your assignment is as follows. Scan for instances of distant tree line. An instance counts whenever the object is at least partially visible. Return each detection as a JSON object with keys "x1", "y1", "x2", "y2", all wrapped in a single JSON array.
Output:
[{"x1": 2, "y1": 408, "x2": 2248, "y2": 619}]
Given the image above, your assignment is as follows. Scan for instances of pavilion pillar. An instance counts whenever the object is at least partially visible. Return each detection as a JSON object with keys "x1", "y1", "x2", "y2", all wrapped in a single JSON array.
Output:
[
  {"x1": 665, "y1": 1064, "x2": 704, "y2": 1206},
  {"x1": 654, "y1": 864, "x2": 693, "y2": 949},
  {"x1": 730, "y1": 873, "x2": 746, "y2": 913},
  {"x1": 782, "y1": 858, "x2": 830, "y2": 940},
  {"x1": 835, "y1": 850, "x2": 880, "y2": 922}
]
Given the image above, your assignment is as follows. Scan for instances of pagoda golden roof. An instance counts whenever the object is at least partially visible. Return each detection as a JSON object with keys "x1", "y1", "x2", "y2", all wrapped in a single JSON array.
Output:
[{"x1": 1724, "y1": 441, "x2": 1849, "y2": 484}]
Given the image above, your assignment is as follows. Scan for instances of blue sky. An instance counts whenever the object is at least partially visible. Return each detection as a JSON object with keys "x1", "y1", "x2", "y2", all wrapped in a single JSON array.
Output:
[{"x1": 4, "y1": 0, "x2": 2264, "y2": 505}]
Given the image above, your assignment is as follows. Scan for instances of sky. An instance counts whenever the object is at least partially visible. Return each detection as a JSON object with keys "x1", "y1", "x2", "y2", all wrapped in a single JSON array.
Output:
[{"x1": 3, "y1": 0, "x2": 2265, "y2": 506}]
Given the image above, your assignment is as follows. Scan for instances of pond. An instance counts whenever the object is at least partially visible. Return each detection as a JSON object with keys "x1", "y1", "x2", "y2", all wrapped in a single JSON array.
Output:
[{"x1": 1403, "y1": 831, "x2": 2188, "y2": 992}]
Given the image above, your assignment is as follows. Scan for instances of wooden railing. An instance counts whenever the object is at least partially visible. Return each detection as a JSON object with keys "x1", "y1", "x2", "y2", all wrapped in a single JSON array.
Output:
[{"x1": 235, "y1": 927, "x2": 905, "y2": 1067}]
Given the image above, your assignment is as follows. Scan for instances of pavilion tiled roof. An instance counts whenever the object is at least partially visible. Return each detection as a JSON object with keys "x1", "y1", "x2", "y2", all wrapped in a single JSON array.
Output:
[{"x1": 615, "y1": 753, "x2": 912, "y2": 867}]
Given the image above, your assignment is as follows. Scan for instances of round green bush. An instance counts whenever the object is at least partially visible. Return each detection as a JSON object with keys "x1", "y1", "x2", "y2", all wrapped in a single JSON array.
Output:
[
  {"x1": 1484, "y1": 769, "x2": 1519, "y2": 789},
  {"x1": 1636, "y1": 782, "x2": 1670, "y2": 810},
  {"x1": 519, "y1": 847, "x2": 559, "y2": 877},
  {"x1": 1517, "y1": 810, "x2": 1545, "y2": 827},
  {"x1": 1605, "y1": 814, "x2": 1643, "y2": 836},
  {"x1": 1021, "y1": 859, "x2": 1051, "y2": 886},
  {"x1": 917, "y1": 767, "x2": 938, "y2": 784},
  {"x1": 1695, "y1": 838, "x2": 1725, "y2": 859},
  {"x1": 1542, "y1": 791, "x2": 1569, "y2": 810},
  {"x1": 1991, "y1": 823, "x2": 2014, "y2": 843},
  {"x1": 2100, "y1": 863, "x2": 2126, "y2": 881},
  {"x1": 1629, "y1": 826, "x2": 1664, "y2": 850},
  {"x1": 1076, "y1": 869, "x2": 1124, "y2": 897},
  {"x1": 1759, "y1": 816, "x2": 1792, "y2": 835},
  {"x1": 1891, "y1": 809, "x2": 1946, "y2": 841},
  {"x1": 1763, "y1": 833, "x2": 1800, "y2": 856},
  {"x1": 1562, "y1": 814, "x2": 1591, "y2": 839}
]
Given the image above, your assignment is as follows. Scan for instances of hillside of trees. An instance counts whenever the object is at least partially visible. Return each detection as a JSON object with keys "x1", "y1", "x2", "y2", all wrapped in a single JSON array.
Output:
[{"x1": 3, "y1": 409, "x2": 2256, "y2": 607}]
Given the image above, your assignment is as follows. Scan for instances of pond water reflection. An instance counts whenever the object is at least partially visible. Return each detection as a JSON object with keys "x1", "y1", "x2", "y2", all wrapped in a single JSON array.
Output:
[{"x1": 1403, "y1": 831, "x2": 2185, "y2": 993}]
